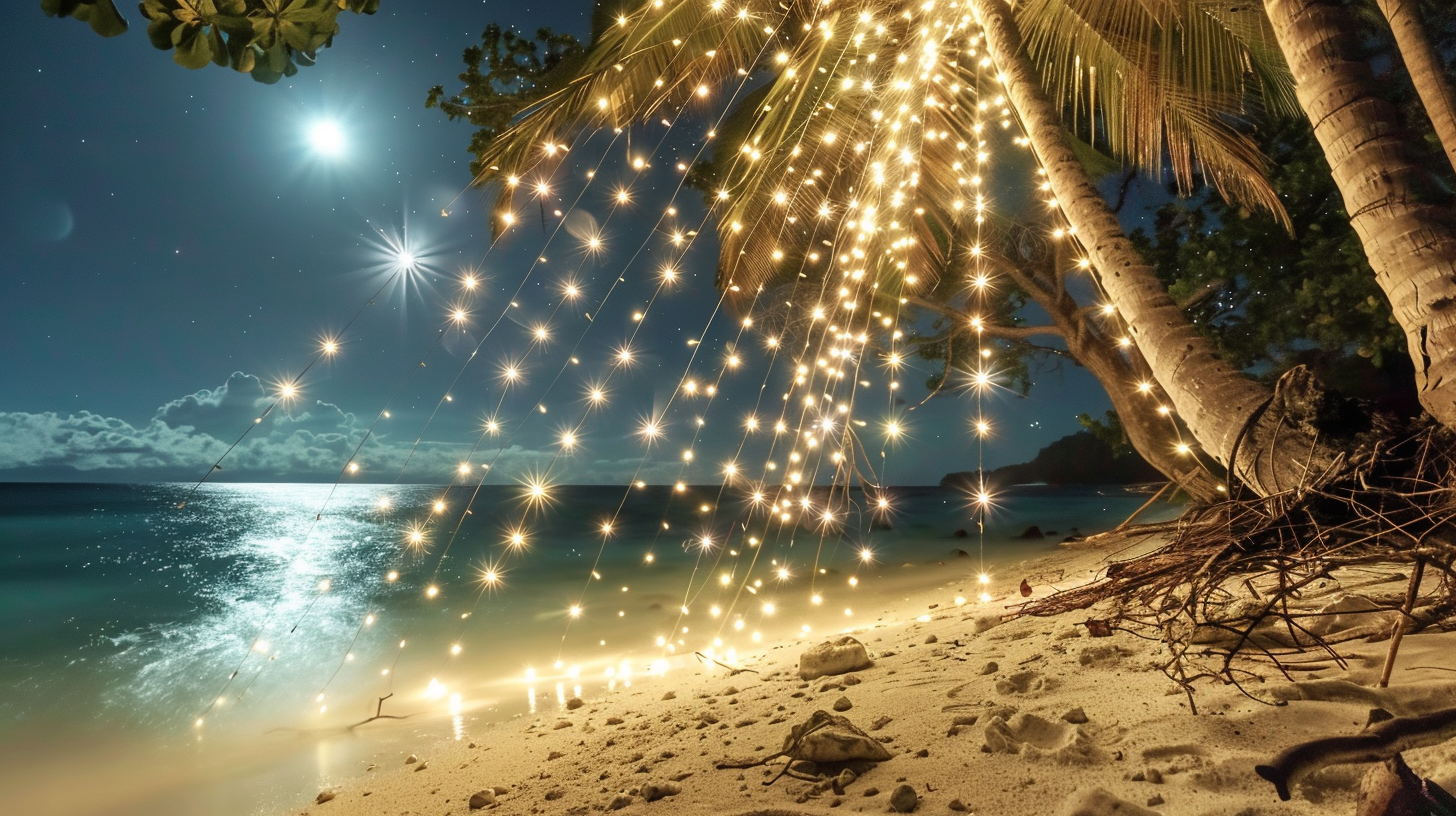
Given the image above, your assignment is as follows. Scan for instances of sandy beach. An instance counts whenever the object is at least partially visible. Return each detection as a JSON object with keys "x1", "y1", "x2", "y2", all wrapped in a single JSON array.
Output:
[{"x1": 284, "y1": 529, "x2": 1456, "y2": 816}]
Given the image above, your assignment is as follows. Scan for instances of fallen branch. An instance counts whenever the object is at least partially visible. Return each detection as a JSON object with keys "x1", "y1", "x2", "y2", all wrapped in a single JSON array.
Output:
[
  {"x1": 695, "y1": 651, "x2": 759, "y2": 676},
  {"x1": 1255, "y1": 706, "x2": 1456, "y2": 801}
]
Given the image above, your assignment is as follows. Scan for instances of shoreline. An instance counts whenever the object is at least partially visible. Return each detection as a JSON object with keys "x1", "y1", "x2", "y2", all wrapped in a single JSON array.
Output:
[{"x1": 284, "y1": 530, "x2": 1456, "y2": 816}]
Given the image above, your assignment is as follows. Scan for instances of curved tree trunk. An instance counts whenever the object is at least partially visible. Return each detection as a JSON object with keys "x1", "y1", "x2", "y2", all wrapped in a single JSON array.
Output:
[
  {"x1": 1265, "y1": 0, "x2": 1456, "y2": 429},
  {"x1": 1375, "y1": 0, "x2": 1456, "y2": 177},
  {"x1": 985, "y1": 252, "x2": 1226, "y2": 503},
  {"x1": 970, "y1": 0, "x2": 1332, "y2": 497}
]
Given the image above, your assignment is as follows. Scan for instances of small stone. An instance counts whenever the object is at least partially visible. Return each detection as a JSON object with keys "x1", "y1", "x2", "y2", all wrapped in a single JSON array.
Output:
[
  {"x1": 405, "y1": 754, "x2": 419, "y2": 764},
  {"x1": 566, "y1": 697, "x2": 585, "y2": 710},
  {"x1": 979, "y1": 661, "x2": 999, "y2": 676},
  {"x1": 832, "y1": 696, "x2": 853, "y2": 712},
  {"x1": 548, "y1": 751, "x2": 564, "y2": 761},
  {"x1": 842, "y1": 674, "x2": 862, "y2": 686},
  {"x1": 1147, "y1": 794, "x2": 1164, "y2": 807},
  {"x1": 870, "y1": 716, "x2": 893, "y2": 731},
  {"x1": 467, "y1": 742, "x2": 477, "y2": 749},
  {"x1": 468, "y1": 790, "x2": 496, "y2": 809},
  {"x1": 606, "y1": 717, "x2": 625, "y2": 725},
  {"x1": 949, "y1": 799, "x2": 968, "y2": 812},
  {"x1": 837, "y1": 769, "x2": 858, "y2": 788},
  {"x1": 607, "y1": 792, "x2": 632, "y2": 810},
  {"x1": 798, "y1": 636, "x2": 873, "y2": 680},
  {"x1": 970, "y1": 614, "x2": 1002, "y2": 635},
  {"x1": 924, "y1": 634, "x2": 938, "y2": 644},
  {"x1": 413, "y1": 760, "x2": 428, "y2": 772},
  {"x1": 951, "y1": 715, "x2": 978, "y2": 727},
  {"x1": 315, "y1": 789, "x2": 337, "y2": 804},
  {"x1": 914, "y1": 748, "x2": 929, "y2": 758},
  {"x1": 544, "y1": 789, "x2": 564, "y2": 801},
  {"x1": 889, "y1": 784, "x2": 918, "y2": 813},
  {"x1": 640, "y1": 781, "x2": 682, "y2": 802},
  {"x1": 553, "y1": 720, "x2": 572, "y2": 730},
  {"x1": 1129, "y1": 771, "x2": 1145, "y2": 782},
  {"x1": 662, "y1": 691, "x2": 677, "y2": 701},
  {"x1": 1145, "y1": 768, "x2": 1163, "y2": 785},
  {"x1": 1062, "y1": 707, "x2": 1089, "y2": 724},
  {"x1": 863, "y1": 787, "x2": 880, "y2": 797},
  {"x1": 493, "y1": 786, "x2": 508, "y2": 795}
]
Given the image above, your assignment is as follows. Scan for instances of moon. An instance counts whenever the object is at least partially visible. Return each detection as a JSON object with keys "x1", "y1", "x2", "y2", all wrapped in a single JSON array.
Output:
[
  {"x1": 24, "y1": 199, "x2": 74, "y2": 241},
  {"x1": 308, "y1": 121, "x2": 346, "y2": 157}
]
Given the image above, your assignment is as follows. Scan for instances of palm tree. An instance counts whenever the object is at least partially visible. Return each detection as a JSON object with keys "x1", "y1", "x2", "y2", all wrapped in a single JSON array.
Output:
[
  {"x1": 967, "y1": 0, "x2": 1342, "y2": 497},
  {"x1": 1263, "y1": 0, "x2": 1456, "y2": 429},
  {"x1": 1374, "y1": 0, "x2": 1456, "y2": 176},
  {"x1": 454, "y1": 0, "x2": 1340, "y2": 498}
]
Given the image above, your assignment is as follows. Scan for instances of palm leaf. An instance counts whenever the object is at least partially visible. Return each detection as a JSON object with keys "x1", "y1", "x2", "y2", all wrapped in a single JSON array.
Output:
[
  {"x1": 1015, "y1": 0, "x2": 1293, "y2": 228},
  {"x1": 472, "y1": 0, "x2": 788, "y2": 237}
]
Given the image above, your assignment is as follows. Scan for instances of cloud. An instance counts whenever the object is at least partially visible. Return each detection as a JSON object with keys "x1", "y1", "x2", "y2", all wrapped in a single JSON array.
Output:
[{"x1": 0, "y1": 373, "x2": 685, "y2": 484}]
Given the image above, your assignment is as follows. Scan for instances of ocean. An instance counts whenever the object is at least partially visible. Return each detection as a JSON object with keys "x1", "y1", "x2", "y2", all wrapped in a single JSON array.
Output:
[{"x1": 0, "y1": 482, "x2": 1180, "y2": 816}]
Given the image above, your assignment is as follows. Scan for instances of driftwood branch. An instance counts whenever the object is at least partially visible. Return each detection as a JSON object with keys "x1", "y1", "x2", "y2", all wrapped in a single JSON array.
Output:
[{"x1": 1255, "y1": 707, "x2": 1456, "y2": 801}]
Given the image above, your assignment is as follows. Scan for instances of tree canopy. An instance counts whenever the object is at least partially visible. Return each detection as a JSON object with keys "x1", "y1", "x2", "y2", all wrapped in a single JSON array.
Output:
[{"x1": 42, "y1": 0, "x2": 379, "y2": 83}]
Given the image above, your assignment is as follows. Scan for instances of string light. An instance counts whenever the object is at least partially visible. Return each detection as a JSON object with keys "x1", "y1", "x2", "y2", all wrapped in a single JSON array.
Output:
[{"x1": 184, "y1": 0, "x2": 1061, "y2": 728}]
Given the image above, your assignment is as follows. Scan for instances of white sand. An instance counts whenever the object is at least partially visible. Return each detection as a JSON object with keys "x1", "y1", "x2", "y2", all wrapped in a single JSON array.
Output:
[{"x1": 287, "y1": 532, "x2": 1456, "y2": 816}]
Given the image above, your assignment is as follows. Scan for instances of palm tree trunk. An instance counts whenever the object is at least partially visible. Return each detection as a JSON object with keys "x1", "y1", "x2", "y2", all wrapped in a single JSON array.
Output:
[
  {"x1": 969, "y1": 0, "x2": 1306, "y2": 494},
  {"x1": 1375, "y1": 0, "x2": 1456, "y2": 177},
  {"x1": 985, "y1": 252, "x2": 1226, "y2": 503},
  {"x1": 1265, "y1": 0, "x2": 1456, "y2": 429}
]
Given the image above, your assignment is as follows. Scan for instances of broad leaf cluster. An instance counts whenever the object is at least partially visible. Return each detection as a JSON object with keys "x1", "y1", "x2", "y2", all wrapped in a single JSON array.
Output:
[{"x1": 42, "y1": 0, "x2": 379, "y2": 83}]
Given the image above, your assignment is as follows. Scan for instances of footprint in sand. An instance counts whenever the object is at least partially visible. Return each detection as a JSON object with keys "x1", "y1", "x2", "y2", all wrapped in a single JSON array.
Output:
[
  {"x1": 995, "y1": 669, "x2": 1050, "y2": 695},
  {"x1": 982, "y1": 712, "x2": 1097, "y2": 764},
  {"x1": 1077, "y1": 644, "x2": 1127, "y2": 667}
]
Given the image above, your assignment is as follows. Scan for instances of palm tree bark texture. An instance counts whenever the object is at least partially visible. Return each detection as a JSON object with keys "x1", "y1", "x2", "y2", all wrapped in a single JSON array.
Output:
[{"x1": 1265, "y1": 0, "x2": 1456, "y2": 430}]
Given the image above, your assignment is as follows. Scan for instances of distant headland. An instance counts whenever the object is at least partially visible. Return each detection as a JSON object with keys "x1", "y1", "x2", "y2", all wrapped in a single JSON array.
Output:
[{"x1": 941, "y1": 430, "x2": 1162, "y2": 488}]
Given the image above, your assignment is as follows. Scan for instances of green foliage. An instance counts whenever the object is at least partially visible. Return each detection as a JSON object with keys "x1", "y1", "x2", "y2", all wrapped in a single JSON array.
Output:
[
  {"x1": 1077, "y1": 410, "x2": 1133, "y2": 458},
  {"x1": 425, "y1": 24, "x2": 586, "y2": 182},
  {"x1": 41, "y1": 0, "x2": 127, "y2": 36},
  {"x1": 42, "y1": 0, "x2": 378, "y2": 82},
  {"x1": 1129, "y1": 118, "x2": 1406, "y2": 398}
]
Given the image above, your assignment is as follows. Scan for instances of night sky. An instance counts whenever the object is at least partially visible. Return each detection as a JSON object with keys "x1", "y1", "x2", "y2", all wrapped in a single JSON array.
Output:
[{"x1": 0, "y1": 1, "x2": 1113, "y2": 485}]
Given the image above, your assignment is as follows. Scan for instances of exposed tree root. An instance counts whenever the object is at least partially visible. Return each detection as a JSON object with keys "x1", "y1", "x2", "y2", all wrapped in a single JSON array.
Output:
[{"x1": 1014, "y1": 420, "x2": 1456, "y2": 707}]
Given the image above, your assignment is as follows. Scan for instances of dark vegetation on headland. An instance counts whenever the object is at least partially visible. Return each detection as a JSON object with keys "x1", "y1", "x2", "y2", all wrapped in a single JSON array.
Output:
[{"x1": 940, "y1": 430, "x2": 1162, "y2": 489}]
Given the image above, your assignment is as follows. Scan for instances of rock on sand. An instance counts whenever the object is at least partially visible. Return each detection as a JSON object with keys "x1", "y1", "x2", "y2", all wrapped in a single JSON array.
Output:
[
  {"x1": 798, "y1": 636, "x2": 873, "y2": 680},
  {"x1": 782, "y1": 710, "x2": 892, "y2": 763}
]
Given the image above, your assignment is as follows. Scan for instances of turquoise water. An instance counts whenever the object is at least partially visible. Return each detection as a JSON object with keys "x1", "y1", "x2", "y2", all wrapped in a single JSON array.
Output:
[{"x1": 0, "y1": 482, "x2": 1179, "y2": 815}]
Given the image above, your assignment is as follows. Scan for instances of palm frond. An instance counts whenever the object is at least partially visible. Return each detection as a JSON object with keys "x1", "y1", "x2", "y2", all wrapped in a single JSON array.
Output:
[
  {"x1": 473, "y1": 0, "x2": 788, "y2": 235},
  {"x1": 1015, "y1": 0, "x2": 1292, "y2": 227}
]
